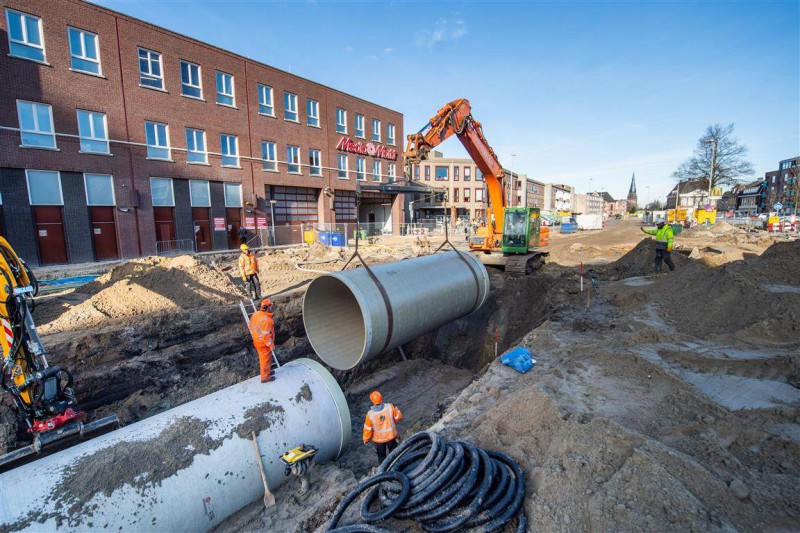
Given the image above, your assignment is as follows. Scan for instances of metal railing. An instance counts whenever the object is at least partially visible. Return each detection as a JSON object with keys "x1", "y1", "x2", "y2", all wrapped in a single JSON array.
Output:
[{"x1": 156, "y1": 239, "x2": 197, "y2": 256}]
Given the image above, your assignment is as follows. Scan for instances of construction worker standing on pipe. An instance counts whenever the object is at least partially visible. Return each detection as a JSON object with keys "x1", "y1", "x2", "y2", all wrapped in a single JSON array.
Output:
[
  {"x1": 239, "y1": 244, "x2": 261, "y2": 300},
  {"x1": 362, "y1": 391, "x2": 402, "y2": 464},
  {"x1": 248, "y1": 299, "x2": 275, "y2": 383}
]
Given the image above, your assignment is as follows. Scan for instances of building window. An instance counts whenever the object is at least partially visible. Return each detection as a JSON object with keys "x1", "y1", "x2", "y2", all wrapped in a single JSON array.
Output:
[
  {"x1": 309, "y1": 149, "x2": 322, "y2": 176},
  {"x1": 261, "y1": 141, "x2": 277, "y2": 171},
  {"x1": 372, "y1": 160, "x2": 381, "y2": 182},
  {"x1": 189, "y1": 180, "x2": 211, "y2": 207},
  {"x1": 454, "y1": 166, "x2": 461, "y2": 181},
  {"x1": 355, "y1": 113, "x2": 365, "y2": 138},
  {"x1": 150, "y1": 177, "x2": 175, "y2": 206},
  {"x1": 220, "y1": 134, "x2": 239, "y2": 167},
  {"x1": 138, "y1": 48, "x2": 163, "y2": 89},
  {"x1": 356, "y1": 157, "x2": 366, "y2": 181},
  {"x1": 68, "y1": 27, "x2": 100, "y2": 75},
  {"x1": 372, "y1": 118, "x2": 381, "y2": 142},
  {"x1": 414, "y1": 165, "x2": 420, "y2": 181},
  {"x1": 258, "y1": 84, "x2": 274, "y2": 115},
  {"x1": 77, "y1": 109, "x2": 109, "y2": 154},
  {"x1": 476, "y1": 188, "x2": 484, "y2": 202},
  {"x1": 307, "y1": 99, "x2": 320, "y2": 127},
  {"x1": 336, "y1": 108, "x2": 347, "y2": 134},
  {"x1": 476, "y1": 168, "x2": 483, "y2": 181},
  {"x1": 286, "y1": 145, "x2": 300, "y2": 173},
  {"x1": 145, "y1": 121, "x2": 170, "y2": 160},
  {"x1": 387, "y1": 124, "x2": 395, "y2": 146},
  {"x1": 464, "y1": 167, "x2": 471, "y2": 181},
  {"x1": 26, "y1": 170, "x2": 62, "y2": 205},
  {"x1": 453, "y1": 188, "x2": 460, "y2": 202},
  {"x1": 284, "y1": 92, "x2": 298, "y2": 121},
  {"x1": 215, "y1": 71, "x2": 235, "y2": 106},
  {"x1": 84, "y1": 174, "x2": 115, "y2": 206},
  {"x1": 464, "y1": 188, "x2": 471, "y2": 201},
  {"x1": 180, "y1": 61, "x2": 202, "y2": 99},
  {"x1": 435, "y1": 166, "x2": 448, "y2": 181},
  {"x1": 388, "y1": 162, "x2": 396, "y2": 179},
  {"x1": 17, "y1": 101, "x2": 56, "y2": 149},
  {"x1": 6, "y1": 9, "x2": 45, "y2": 62},
  {"x1": 185, "y1": 128, "x2": 207, "y2": 164},
  {"x1": 224, "y1": 182, "x2": 242, "y2": 207},
  {"x1": 424, "y1": 166, "x2": 431, "y2": 181},
  {"x1": 338, "y1": 154, "x2": 349, "y2": 179}
]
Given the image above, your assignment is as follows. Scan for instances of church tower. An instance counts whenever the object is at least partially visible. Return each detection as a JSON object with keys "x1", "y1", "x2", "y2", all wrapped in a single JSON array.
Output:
[{"x1": 627, "y1": 172, "x2": 638, "y2": 211}]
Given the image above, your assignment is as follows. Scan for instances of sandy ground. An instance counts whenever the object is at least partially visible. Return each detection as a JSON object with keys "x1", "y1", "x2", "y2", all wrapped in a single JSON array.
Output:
[{"x1": 2, "y1": 221, "x2": 798, "y2": 532}]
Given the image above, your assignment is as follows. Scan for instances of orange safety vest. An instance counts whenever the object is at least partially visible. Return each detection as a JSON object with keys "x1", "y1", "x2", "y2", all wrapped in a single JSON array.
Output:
[
  {"x1": 248, "y1": 311, "x2": 274, "y2": 348},
  {"x1": 239, "y1": 252, "x2": 259, "y2": 277},
  {"x1": 363, "y1": 403, "x2": 402, "y2": 444}
]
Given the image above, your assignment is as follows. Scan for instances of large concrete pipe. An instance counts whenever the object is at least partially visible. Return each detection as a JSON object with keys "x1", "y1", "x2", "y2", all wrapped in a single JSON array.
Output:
[
  {"x1": 303, "y1": 251, "x2": 490, "y2": 370},
  {"x1": 0, "y1": 358, "x2": 350, "y2": 532}
]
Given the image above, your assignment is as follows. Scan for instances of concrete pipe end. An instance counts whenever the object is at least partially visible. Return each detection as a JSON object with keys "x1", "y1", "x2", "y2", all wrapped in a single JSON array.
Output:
[{"x1": 303, "y1": 274, "x2": 369, "y2": 371}]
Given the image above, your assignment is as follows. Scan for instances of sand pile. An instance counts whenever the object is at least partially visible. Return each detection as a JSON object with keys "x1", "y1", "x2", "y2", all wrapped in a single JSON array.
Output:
[
  {"x1": 42, "y1": 256, "x2": 243, "y2": 332},
  {"x1": 601, "y1": 239, "x2": 689, "y2": 280},
  {"x1": 682, "y1": 221, "x2": 744, "y2": 237}
]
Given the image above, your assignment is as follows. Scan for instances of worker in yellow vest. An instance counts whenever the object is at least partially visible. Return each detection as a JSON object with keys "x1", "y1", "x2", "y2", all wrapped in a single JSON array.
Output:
[
  {"x1": 362, "y1": 390, "x2": 402, "y2": 464},
  {"x1": 238, "y1": 244, "x2": 261, "y2": 299},
  {"x1": 641, "y1": 219, "x2": 675, "y2": 273}
]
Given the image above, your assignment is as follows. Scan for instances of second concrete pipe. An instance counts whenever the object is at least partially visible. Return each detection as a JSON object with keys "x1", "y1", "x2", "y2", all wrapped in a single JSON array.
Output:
[{"x1": 303, "y1": 251, "x2": 490, "y2": 370}]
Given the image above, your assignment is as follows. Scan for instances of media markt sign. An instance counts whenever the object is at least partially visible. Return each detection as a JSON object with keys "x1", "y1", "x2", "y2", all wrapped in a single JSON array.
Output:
[{"x1": 336, "y1": 136, "x2": 398, "y2": 160}]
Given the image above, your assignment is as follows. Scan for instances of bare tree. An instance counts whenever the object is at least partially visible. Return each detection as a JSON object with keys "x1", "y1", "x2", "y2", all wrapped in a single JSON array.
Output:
[
  {"x1": 672, "y1": 123, "x2": 754, "y2": 190},
  {"x1": 645, "y1": 200, "x2": 664, "y2": 211}
]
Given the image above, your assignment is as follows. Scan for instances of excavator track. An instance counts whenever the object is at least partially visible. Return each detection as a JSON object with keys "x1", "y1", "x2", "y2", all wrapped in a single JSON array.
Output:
[{"x1": 504, "y1": 253, "x2": 546, "y2": 276}]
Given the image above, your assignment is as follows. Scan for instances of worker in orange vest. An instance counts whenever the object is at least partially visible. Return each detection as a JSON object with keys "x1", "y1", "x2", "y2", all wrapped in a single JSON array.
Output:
[
  {"x1": 362, "y1": 390, "x2": 402, "y2": 464},
  {"x1": 248, "y1": 299, "x2": 275, "y2": 383},
  {"x1": 238, "y1": 244, "x2": 261, "y2": 300}
]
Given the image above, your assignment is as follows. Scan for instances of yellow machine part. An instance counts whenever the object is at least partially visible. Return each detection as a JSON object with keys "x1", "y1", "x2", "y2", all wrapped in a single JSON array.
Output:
[
  {"x1": 0, "y1": 236, "x2": 34, "y2": 405},
  {"x1": 281, "y1": 445, "x2": 317, "y2": 465}
]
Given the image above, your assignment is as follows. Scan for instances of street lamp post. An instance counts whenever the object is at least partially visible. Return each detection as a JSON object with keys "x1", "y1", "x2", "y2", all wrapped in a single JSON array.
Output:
[
  {"x1": 269, "y1": 199, "x2": 277, "y2": 246},
  {"x1": 509, "y1": 152, "x2": 517, "y2": 207},
  {"x1": 704, "y1": 137, "x2": 719, "y2": 209}
]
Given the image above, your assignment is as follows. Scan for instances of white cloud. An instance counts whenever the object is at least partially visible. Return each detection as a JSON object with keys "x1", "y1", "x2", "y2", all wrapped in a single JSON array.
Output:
[
  {"x1": 414, "y1": 18, "x2": 468, "y2": 49},
  {"x1": 384, "y1": 47, "x2": 395, "y2": 54},
  {"x1": 345, "y1": 45, "x2": 354, "y2": 52}
]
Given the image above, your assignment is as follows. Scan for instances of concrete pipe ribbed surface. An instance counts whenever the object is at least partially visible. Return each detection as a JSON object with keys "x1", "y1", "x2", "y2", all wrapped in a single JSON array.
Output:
[
  {"x1": 303, "y1": 251, "x2": 490, "y2": 370},
  {"x1": 0, "y1": 358, "x2": 350, "y2": 532}
]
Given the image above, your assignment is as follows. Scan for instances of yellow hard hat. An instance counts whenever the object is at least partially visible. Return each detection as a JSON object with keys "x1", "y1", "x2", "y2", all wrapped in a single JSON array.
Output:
[{"x1": 240, "y1": 244, "x2": 249, "y2": 251}]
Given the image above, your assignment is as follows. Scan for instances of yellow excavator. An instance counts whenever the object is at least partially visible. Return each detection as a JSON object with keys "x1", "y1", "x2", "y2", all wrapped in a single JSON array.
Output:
[{"x1": 0, "y1": 236, "x2": 117, "y2": 470}]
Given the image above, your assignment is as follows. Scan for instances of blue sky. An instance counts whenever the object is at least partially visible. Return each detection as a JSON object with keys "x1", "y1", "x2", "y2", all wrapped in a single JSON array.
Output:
[{"x1": 94, "y1": 0, "x2": 799, "y2": 203}]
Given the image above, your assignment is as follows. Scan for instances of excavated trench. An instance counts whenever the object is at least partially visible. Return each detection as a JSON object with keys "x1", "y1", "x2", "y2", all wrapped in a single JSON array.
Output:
[{"x1": 0, "y1": 263, "x2": 572, "y2": 461}]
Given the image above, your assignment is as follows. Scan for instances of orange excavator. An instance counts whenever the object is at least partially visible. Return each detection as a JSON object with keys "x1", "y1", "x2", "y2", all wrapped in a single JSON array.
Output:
[{"x1": 405, "y1": 98, "x2": 548, "y2": 274}]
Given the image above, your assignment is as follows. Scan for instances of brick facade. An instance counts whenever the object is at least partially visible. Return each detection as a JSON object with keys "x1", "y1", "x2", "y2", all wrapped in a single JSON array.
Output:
[{"x1": 0, "y1": 0, "x2": 403, "y2": 264}]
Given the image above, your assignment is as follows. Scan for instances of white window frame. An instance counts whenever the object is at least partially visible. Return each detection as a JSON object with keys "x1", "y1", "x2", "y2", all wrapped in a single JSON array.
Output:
[
  {"x1": 284, "y1": 92, "x2": 298, "y2": 122},
  {"x1": 258, "y1": 84, "x2": 274, "y2": 116},
  {"x1": 356, "y1": 157, "x2": 366, "y2": 181},
  {"x1": 189, "y1": 179, "x2": 211, "y2": 207},
  {"x1": 464, "y1": 188, "x2": 471, "y2": 201},
  {"x1": 138, "y1": 47, "x2": 163, "y2": 90},
  {"x1": 76, "y1": 109, "x2": 110, "y2": 154},
  {"x1": 215, "y1": 71, "x2": 235, "y2": 107},
  {"x1": 150, "y1": 177, "x2": 175, "y2": 206},
  {"x1": 220, "y1": 134, "x2": 240, "y2": 168},
  {"x1": 337, "y1": 154, "x2": 349, "y2": 179},
  {"x1": 262, "y1": 141, "x2": 277, "y2": 171},
  {"x1": 145, "y1": 121, "x2": 171, "y2": 160},
  {"x1": 223, "y1": 182, "x2": 243, "y2": 208},
  {"x1": 185, "y1": 128, "x2": 208, "y2": 164},
  {"x1": 83, "y1": 173, "x2": 116, "y2": 206},
  {"x1": 26, "y1": 170, "x2": 63, "y2": 205},
  {"x1": 180, "y1": 60, "x2": 203, "y2": 99},
  {"x1": 372, "y1": 160, "x2": 381, "y2": 182},
  {"x1": 309, "y1": 148, "x2": 322, "y2": 176},
  {"x1": 286, "y1": 145, "x2": 301, "y2": 174},
  {"x1": 68, "y1": 27, "x2": 101, "y2": 75},
  {"x1": 306, "y1": 99, "x2": 320, "y2": 127},
  {"x1": 5, "y1": 9, "x2": 46, "y2": 63},
  {"x1": 387, "y1": 123, "x2": 395, "y2": 146},
  {"x1": 476, "y1": 188, "x2": 484, "y2": 202},
  {"x1": 355, "y1": 113, "x2": 365, "y2": 138},
  {"x1": 17, "y1": 100, "x2": 56, "y2": 149},
  {"x1": 336, "y1": 108, "x2": 347, "y2": 134},
  {"x1": 372, "y1": 118, "x2": 381, "y2": 142},
  {"x1": 388, "y1": 162, "x2": 396, "y2": 179}
]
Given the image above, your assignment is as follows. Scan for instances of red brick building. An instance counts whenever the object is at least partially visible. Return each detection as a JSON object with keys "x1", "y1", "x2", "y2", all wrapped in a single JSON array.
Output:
[{"x1": 0, "y1": 0, "x2": 404, "y2": 265}]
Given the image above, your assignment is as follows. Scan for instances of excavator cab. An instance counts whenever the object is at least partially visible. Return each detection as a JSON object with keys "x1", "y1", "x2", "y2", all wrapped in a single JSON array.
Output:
[{"x1": 501, "y1": 207, "x2": 542, "y2": 253}]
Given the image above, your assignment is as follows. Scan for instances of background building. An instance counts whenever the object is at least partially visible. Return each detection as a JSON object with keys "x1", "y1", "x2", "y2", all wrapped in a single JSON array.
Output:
[
  {"x1": 409, "y1": 151, "x2": 488, "y2": 223},
  {"x1": 666, "y1": 181, "x2": 723, "y2": 213},
  {"x1": 626, "y1": 172, "x2": 638, "y2": 211},
  {"x1": 575, "y1": 192, "x2": 604, "y2": 215},
  {"x1": 764, "y1": 156, "x2": 799, "y2": 212},
  {"x1": 0, "y1": 0, "x2": 403, "y2": 265},
  {"x1": 522, "y1": 176, "x2": 545, "y2": 210},
  {"x1": 599, "y1": 192, "x2": 627, "y2": 217},
  {"x1": 543, "y1": 183, "x2": 573, "y2": 214}
]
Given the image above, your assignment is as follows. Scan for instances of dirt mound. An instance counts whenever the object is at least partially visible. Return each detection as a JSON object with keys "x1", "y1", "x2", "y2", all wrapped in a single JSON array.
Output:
[
  {"x1": 601, "y1": 239, "x2": 689, "y2": 280},
  {"x1": 681, "y1": 221, "x2": 744, "y2": 237},
  {"x1": 41, "y1": 256, "x2": 243, "y2": 332}
]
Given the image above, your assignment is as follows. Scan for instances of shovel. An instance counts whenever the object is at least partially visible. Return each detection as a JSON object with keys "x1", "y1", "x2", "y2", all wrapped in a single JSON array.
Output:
[{"x1": 251, "y1": 431, "x2": 276, "y2": 508}]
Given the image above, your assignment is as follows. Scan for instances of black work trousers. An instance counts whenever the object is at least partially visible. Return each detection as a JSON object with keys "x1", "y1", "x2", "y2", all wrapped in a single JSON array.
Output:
[
  {"x1": 246, "y1": 274, "x2": 261, "y2": 300},
  {"x1": 654, "y1": 249, "x2": 675, "y2": 272},
  {"x1": 375, "y1": 439, "x2": 399, "y2": 464}
]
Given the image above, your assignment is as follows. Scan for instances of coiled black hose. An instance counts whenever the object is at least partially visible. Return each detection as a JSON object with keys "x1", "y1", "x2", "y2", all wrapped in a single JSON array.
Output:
[{"x1": 326, "y1": 431, "x2": 527, "y2": 533}]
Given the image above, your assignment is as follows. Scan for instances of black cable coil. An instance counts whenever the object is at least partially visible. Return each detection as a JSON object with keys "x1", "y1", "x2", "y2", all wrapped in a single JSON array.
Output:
[{"x1": 326, "y1": 430, "x2": 527, "y2": 533}]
